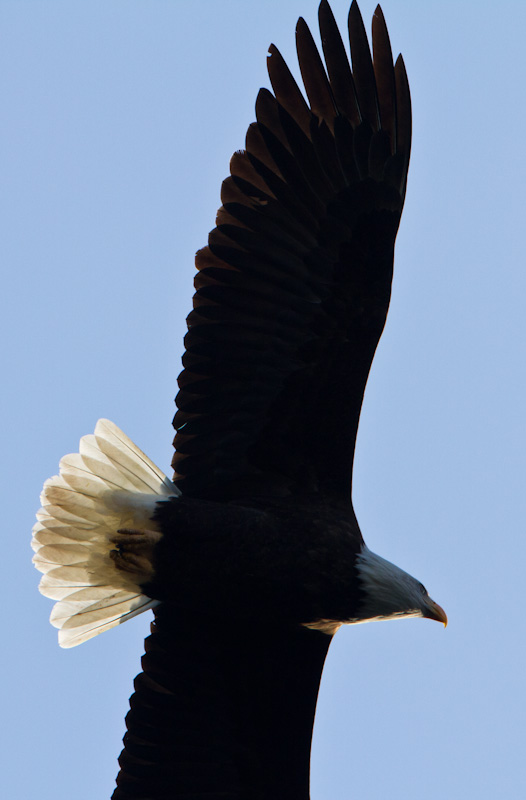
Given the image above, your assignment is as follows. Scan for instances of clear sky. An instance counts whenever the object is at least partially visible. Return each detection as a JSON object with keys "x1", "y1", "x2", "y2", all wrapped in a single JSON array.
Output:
[{"x1": 3, "y1": 1, "x2": 526, "y2": 798}]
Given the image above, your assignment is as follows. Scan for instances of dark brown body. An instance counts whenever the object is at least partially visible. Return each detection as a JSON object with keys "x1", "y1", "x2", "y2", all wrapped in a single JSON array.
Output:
[
  {"x1": 151, "y1": 497, "x2": 364, "y2": 623},
  {"x1": 113, "y1": 500, "x2": 364, "y2": 800}
]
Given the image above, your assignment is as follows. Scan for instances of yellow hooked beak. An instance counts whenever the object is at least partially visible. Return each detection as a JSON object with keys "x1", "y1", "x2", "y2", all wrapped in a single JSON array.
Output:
[{"x1": 423, "y1": 599, "x2": 448, "y2": 627}]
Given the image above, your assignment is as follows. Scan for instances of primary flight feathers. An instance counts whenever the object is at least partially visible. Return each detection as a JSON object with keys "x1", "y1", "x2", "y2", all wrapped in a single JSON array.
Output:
[{"x1": 31, "y1": 419, "x2": 177, "y2": 647}]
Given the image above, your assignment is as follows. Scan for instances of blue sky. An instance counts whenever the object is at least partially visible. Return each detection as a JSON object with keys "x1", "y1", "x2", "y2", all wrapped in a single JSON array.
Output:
[{"x1": 3, "y1": 1, "x2": 526, "y2": 798}]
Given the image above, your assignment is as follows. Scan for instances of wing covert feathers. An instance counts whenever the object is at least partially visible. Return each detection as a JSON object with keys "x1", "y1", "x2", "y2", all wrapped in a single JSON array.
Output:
[
  {"x1": 32, "y1": 420, "x2": 178, "y2": 647},
  {"x1": 173, "y1": 1, "x2": 411, "y2": 502}
]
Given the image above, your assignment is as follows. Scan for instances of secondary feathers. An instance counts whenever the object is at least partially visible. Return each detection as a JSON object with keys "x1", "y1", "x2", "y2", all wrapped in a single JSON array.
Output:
[{"x1": 32, "y1": 419, "x2": 177, "y2": 647}]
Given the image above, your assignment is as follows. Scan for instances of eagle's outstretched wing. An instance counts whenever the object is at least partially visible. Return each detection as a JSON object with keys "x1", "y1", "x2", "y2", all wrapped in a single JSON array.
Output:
[{"x1": 172, "y1": 0, "x2": 411, "y2": 503}]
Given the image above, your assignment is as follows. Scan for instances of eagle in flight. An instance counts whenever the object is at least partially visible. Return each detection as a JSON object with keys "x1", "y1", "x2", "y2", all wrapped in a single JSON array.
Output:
[{"x1": 32, "y1": 2, "x2": 446, "y2": 798}]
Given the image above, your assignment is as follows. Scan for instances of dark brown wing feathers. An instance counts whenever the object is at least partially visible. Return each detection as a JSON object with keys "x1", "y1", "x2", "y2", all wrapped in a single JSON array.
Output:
[
  {"x1": 172, "y1": 0, "x2": 411, "y2": 502},
  {"x1": 348, "y1": 1, "x2": 381, "y2": 129},
  {"x1": 371, "y1": 6, "x2": 396, "y2": 142},
  {"x1": 267, "y1": 44, "x2": 312, "y2": 137},
  {"x1": 319, "y1": 1, "x2": 360, "y2": 127},
  {"x1": 296, "y1": 17, "x2": 337, "y2": 125}
]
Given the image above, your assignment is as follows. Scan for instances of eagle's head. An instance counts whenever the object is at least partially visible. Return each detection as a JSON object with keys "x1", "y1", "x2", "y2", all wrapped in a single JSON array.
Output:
[{"x1": 353, "y1": 545, "x2": 447, "y2": 626}]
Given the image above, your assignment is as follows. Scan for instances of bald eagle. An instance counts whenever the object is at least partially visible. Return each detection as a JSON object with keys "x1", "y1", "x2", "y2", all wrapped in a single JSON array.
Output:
[{"x1": 32, "y1": 2, "x2": 446, "y2": 798}]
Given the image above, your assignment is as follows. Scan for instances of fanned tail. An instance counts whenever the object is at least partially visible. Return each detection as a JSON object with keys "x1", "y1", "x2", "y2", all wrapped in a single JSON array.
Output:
[{"x1": 32, "y1": 419, "x2": 178, "y2": 648}]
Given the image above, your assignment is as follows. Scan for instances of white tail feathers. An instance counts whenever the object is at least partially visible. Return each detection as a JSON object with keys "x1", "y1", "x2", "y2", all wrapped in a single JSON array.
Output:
[{"x1": 32, "y1": 419, "x2": 179, "y2": 648}]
